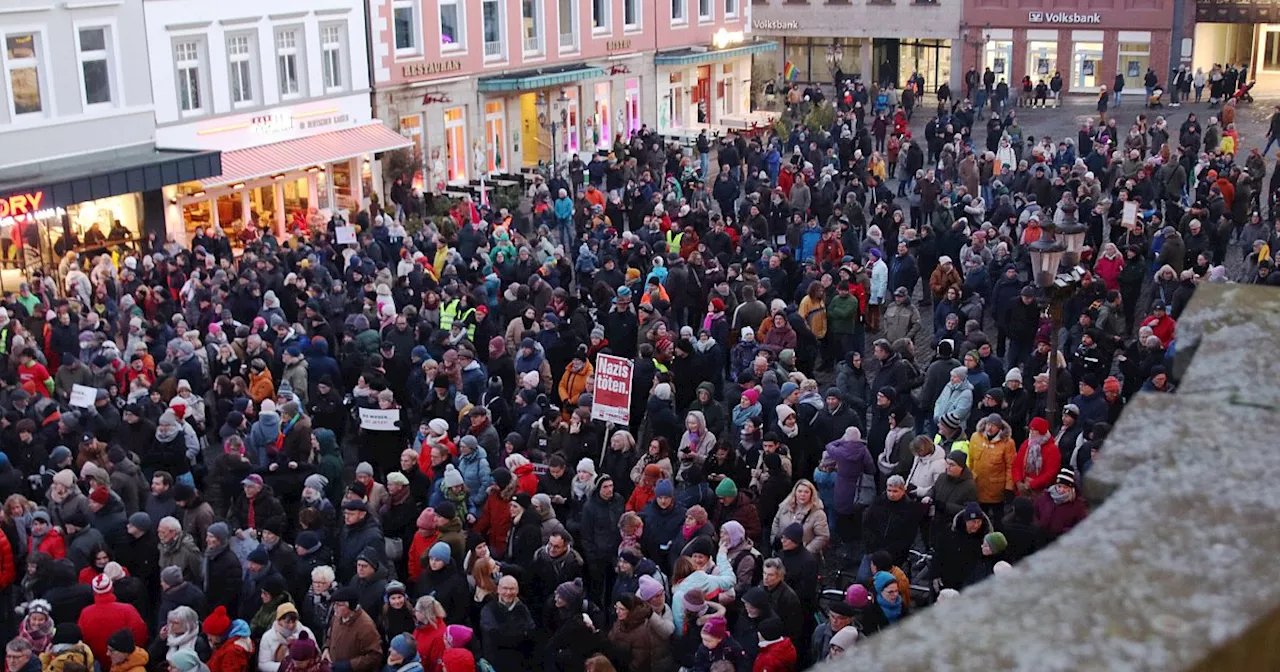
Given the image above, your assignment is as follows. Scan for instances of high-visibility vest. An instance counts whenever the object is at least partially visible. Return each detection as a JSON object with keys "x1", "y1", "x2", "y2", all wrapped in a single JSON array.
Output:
[
  {"x1": 666, "y1": 230, "x2": 684, "y2": 251},
  {"x1": 934, "y1": 433, "x2": 970, "y2": 457},
  {"x1": 440, "y1": 299, "x2": 461, "y2": 332},
  {"x1": 457, "y1": 307, "x2": 476, "y2": 340},
  {"x1": 654, "y1": 360, "x2": 669, "y2": 374},
  {"x1": 0, "y1": 326, "x2": 9, "y2": 356}
]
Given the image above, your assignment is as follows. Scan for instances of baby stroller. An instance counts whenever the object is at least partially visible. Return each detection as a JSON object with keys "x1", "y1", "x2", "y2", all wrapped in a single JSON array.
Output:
[
  {"x1": 1146, "y1": 87, "x2": 1164, "y2": 109},
  {"x1": 1233, "y1": 80, "x2": 1256, "y2": 104}
]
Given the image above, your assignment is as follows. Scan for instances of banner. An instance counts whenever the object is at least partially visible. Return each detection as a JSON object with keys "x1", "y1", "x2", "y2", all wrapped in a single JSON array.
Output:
[
  {"x1": 359, "y1": 407, "x2": 401, "y2": 431},
  {"x1": 69, "y1": 384, "x2": 97, "y2": 408},
  {"x1": 336, "y1": 225, "x2": 357, "y2": 245},
  {"x1": 591, "y1": 354, "x2": 633, "y2": 424}
]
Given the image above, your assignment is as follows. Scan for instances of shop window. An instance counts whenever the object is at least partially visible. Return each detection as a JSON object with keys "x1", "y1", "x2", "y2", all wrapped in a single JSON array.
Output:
[
  {"x1": 625, "y1": 78, "x2": 641, "y2": 136},
  {"x1": 441, "y1": 0, "x2": 466, "y2": 51},
  {"x1": 984, "y1": 40, "x2": 1013, "y2": 82},
  {"x1": 594, "y1": 82, "x2": 611, "y2": 149},
  {"x1": 174, "y1": 39, "x2": 205, "y2": 115},
  {"x1": 1266, "y1": 30, "x2": 1280, "y2": 72},
  {"x1": 76, "y1": 26, "x2": 114, "y2": 108},
  {"x1": 1118, "y1": 42, "x2": 1150, "y2": 80},
  {"x1": 5, "y1": 32, "x2": 46, "y2": 117},
  {"x1": 563, "y1": 87, "x2": 580, "y2": 154},
  {"x1": 393, "y1": 0, "x2": 419, "y2": 53},
  {"x1": 1072, "y1": 41, "x2": 1104, "y2": 90},
  {"x1": 275, "y1": 27, "x2": 305, "y2": 99},
  {"x1": 333, "y1": 161, "x2": 355, "y2": 212},
  {"x1": 1027, "y1": 42, "x2": 1058, "y2": 82},
  {"x1": 227, "y1": 33, "x2": 257, "y2": 107},
  {"x1": 321, "y1": 24, "x2": 346, "y2": 92}
]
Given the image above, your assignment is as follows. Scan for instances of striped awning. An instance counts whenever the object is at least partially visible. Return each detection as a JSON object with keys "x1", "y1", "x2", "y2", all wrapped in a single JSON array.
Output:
[
  {"x1": 655, "y1": 40, "x2": 778, "y2": 67},
  {"x1": 477, "y1": 65, "x2": 605, "y2": 93},
  {"x1": 206, "y1": 123, "x2": 412, "y2": 186}
]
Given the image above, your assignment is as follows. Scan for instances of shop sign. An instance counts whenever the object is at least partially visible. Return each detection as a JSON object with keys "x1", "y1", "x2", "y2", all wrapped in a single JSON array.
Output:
[
  {"x1": 607, "y1": 39, "x2": 632, "y2": 52},
  {"x1": 0, "y1": 191, "x2": 46, "y2": 219},
  {"x1": 1027, "y1": 11, "x2": 1101, "y2": 24},
  {"x1": 753, "y1": 19, "x2": 800, "y2": 31},
  {"x1": 402, "y1": 60, "x2": 463, "y2": 78},
  {"x1": 713, "y1": 28, "x2": 745, "y2": 49},
  {"x1": 297, "y1": 111, "x2": 352, "y2": 131},
  {"x1": 251, "y1": 109, "x2": 294, "y2": 137}
]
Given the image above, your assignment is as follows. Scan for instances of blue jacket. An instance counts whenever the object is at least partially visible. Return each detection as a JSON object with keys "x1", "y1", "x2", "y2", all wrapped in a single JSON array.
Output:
[
  {"x1": 553, "y1": 197, "x2": 574, "y2": 224},
  {"x1": 933, "y1": 379, "x2": 974, "y2": 424},
  {"x1": 459, "y1": 361, "x2": 487, "y2": 405},
  {"x1": 456, "y1": 448, "x2": 493, "y2": 512},
  {"x1": 799, "y1": 224, "x2": 822, "y2": 262}
]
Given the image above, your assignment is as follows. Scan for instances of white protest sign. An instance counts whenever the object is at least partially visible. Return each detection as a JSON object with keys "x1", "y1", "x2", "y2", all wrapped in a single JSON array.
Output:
[
  {"x1": 591, "y1": 354, "x2": 634, "y2": 424},
  {"x1": 69, "y1": 384, "x2": 97, "y2": 408},
  {"x1": 1122, "y1": 201, "x2": 1138, "y2": 227},
  {"x1": 359, "y1": 407, "x2": 401, "y2": 431},
  {"x1": 336, "y1": 225, "x2": 357, "y2": 245}
]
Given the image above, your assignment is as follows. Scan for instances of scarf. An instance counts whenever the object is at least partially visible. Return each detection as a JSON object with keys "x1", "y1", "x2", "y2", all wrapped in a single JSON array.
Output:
[
  {"x1": 682, "y1": 522, "x2": 701, "y2": 541},
  {"x1": 571, "y1": 476, "x2": 595, "y2": 501},
  {"x1": 167, "y1": 627, "x2": 198, "y2": 653},
  {"x1": 779, "y1": 419, "x2": 798, "y2": 439},
  {"x1": 619, "y1": 531, "x2": 642, "y2": 557},
  {"x1": 878, "y1": 593, "x2": 903, "y2": 623},
  {"x1": 732, "y1": 402, "x2": 761, "y2": 429},
  {"x1": 1024, "y1": 434, "x2": 1046, "y2": 476},
  {"x1": 20, "y1": 615, "x2": 54, "y2": 652},
  {"x1": 1048, "y1": 483, "x2": 1075, "y2": 505}
]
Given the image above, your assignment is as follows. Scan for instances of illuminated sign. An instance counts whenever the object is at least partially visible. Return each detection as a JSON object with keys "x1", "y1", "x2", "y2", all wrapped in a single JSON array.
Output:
[
  {"x1": 0, "y1": 191, "x2": 65, "y2": 225},
  {"x1": 251, "y1": 109, "x2": 294, "y2": 136},
  {"x1": 1028, "y1": 11, "x2": 1101, "y2": 23},
  {"x1": 713, "y1": 28, "x2": 745, "y2": 49},
  {"x1": 402, "y1": 60, "x2": 463, "y2": 78}
]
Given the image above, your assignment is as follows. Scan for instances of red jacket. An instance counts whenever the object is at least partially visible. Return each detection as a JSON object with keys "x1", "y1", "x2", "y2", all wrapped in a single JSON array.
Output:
[
  {"x1": 473, "y1": 488, "x2": 513, "y2": 558},
  {"x1": 1012, "y1": 437, "x2": 1061, "y2": 494},
  {"x1": 753, "y1": 638, "x2": 798, "y2": 672},
  {"x1": 513, "y1": 463, "x2": 538, "y2": 496},
  {"x1": 208, "y1": 639, "x2": 254, "y2": 672},
  {"x1": 0, "y1": 531, "x2": 15, "y2": 591},
  {"x1": 406, "y1": 530, "x2": 440, "y2": 583},
  {"x1": 412, "y1": 622, "x2": 446, "y2": 672},
  {"x1": 1141, "y1": 314, "x2": 1176, "y2": 348},
  {"x1": 28, "y1": 527, "x2": 66, "y2": 560},
  {"x1": 626, "y1": 482, "x2": 656, "y2": 513},
  {"x1": 77, "y1": 591, "x2": 149, "y2": 663}
]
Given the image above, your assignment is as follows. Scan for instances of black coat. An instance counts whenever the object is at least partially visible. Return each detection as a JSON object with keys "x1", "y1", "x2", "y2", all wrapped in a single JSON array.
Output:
[
  {"x1": 578, "y1": 489, "x2": 625, "y2": 563},
  {"x1": 480, "y1": 599, "x2": 537, "y2": 672},
  {"x1": 861, "y1": 494, "x2": 925, "y2": 566},
  {"x1": 203, "y1": 543, "x2": 244, "y2": 616},
  {"x1": 413, "y1": 562, "x2": 471, "y2": 625},
  {"x1": 505, "y1": 511, "x2": 543, "y2": 569}
]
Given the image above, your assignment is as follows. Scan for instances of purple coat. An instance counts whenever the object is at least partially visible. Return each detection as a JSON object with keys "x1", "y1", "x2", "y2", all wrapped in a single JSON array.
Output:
[{"x1": 825, "y1": 438, "x2": 874, "y2": 515}]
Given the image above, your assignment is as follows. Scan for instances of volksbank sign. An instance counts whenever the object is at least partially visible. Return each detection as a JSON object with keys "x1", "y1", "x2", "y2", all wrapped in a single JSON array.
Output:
[{"x1": 1027, "y1": 11, "x2": 1102, "y2": 24}]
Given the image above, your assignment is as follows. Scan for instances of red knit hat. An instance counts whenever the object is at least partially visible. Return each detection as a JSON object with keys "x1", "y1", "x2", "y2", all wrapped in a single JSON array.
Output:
[
  {"x1": 89, "y1": 486, "x2": 111, "y2": 505},
  {"x1": 203, "y1": 606, "x2": 231, "y2": 638},
  {"x1": 1029, "y1": 417, "x2": 1050, "y2": 434},
  {"x1": 710, "y1": 298, "x2": 725, "y2": 313}
]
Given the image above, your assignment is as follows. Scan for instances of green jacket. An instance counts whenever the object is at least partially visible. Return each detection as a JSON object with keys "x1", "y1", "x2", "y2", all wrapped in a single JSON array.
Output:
[{"x1": 827, "y1": 293, "x2": 860, "y2": 336}]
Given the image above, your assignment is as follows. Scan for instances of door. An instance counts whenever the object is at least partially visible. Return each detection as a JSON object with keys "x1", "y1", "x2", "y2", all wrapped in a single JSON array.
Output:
[
  {"x1": 520, "y1": 92, "x2": 542, "y2": 167},
  {"x1": 695, "y1": 65, "x2": 712, "y2": 124},
  {"x1": 444, "y1": 106, "x2": 467, "y2": 183},
  {"x1": 485, "y1": 100, "x2": 506, "y2": 174},
  {"x1": 873, "y1": 38, "x2": 900, "y2": 87}
]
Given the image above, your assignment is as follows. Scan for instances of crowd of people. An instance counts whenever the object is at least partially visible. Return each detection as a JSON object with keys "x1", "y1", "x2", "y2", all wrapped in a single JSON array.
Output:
[{"x1": 3, "y1": 67, "x2": 1252, "y2": 672}]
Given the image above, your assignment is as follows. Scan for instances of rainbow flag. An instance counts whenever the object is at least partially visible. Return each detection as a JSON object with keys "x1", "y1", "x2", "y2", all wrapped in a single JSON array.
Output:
[{"x1": 784, "y1": 61, "x2": 799, "y2": 82}]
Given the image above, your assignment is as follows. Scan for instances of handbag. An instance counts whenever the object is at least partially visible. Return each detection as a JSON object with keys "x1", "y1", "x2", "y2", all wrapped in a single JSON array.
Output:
[
  {"x1": 854, "y1": 472, "x2": 877, "y2": 507},
  {"x1": 385, "y1": 536, "x2": 404, "y2": 562}
]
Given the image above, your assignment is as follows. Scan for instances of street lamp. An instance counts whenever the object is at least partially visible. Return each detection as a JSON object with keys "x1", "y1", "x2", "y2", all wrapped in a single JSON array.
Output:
[{"x1": 1031, "y1": 198, "x2": 1088, "y2": 427}]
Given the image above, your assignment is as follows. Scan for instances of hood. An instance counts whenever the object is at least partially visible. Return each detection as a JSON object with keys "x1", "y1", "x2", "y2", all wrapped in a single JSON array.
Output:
[
  {"x1": 974, "y1": 415, "x2": 1011, "y2": 442},
  {"x1": 314, "y1": 428, "x2": 340, "y2": 456}
]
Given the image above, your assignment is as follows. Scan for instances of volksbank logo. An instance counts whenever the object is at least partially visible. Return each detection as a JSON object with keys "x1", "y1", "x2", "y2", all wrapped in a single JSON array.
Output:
[{"x1": 1027, "y1": 10, "x2": 1102, "y2": 23}]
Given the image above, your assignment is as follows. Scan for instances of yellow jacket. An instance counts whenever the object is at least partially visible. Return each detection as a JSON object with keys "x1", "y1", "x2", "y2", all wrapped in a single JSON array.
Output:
[
  {"x1": 967, "y1": 417, "x2": 1017, "y2": 504},
  {"x1": 799, "y1": 295, "x2": 828, "y2": 339}
]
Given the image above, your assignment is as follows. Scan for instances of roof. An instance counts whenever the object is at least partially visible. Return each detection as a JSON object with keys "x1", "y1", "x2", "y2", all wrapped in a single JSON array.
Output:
[
  {"x1": 477, "y1": 64, "x2": 605, "y2": 93},
  {"x1": 0, "y1": 145, "x2": 221, "y2": 207},
  {"x1": 654, "y1": 41, "x2": 778, "y2": 67}
]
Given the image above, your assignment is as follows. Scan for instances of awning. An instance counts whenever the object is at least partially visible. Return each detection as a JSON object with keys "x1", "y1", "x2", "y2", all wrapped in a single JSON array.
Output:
[
  {"x1": 477, "y1": 65, "x2": 604, "y2": 93},
  {"x1": 0, "y1": 145, "x2": 221, "y2": 208},
  {"x1": 207, "y1": 123, "x2": 413, "y2": 186},
  {"x1": 655, "y1": 40, "x2": 778, "y2": 67}
]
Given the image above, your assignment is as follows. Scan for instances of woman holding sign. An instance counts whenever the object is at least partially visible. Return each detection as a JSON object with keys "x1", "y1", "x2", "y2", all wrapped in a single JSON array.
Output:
[{"x1": 360, "y1": 390, "x2": 407, "y2": 478}]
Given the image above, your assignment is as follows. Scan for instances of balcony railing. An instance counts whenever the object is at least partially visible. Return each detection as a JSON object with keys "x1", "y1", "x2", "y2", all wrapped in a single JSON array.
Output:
[
  {"x1": 559, "y1": 32, "x2": 576, "y2": 49},
  {"x1": 484, "y1": 41, "x2": 503, "y2": 58},
  {"x1": 524, "y1": 35, "x2": 542, "y2": 53}
]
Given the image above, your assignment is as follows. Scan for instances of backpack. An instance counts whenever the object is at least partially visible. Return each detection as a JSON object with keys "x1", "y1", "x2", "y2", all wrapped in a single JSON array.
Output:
[{"x1": 730, "y1": 545, "x2": 765, "y2": 587}]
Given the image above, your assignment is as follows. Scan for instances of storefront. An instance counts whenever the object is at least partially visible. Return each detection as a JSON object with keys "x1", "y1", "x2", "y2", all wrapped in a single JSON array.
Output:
[
  {"x1": 959, "y1": 5, "x2": 1183, "y2": 95},
  {"x1": 158, "y1": 94, "x2": 409, "y2": 242},
  {"x1": 655, "y1": 37, "x2": 777, "y2": 138},
  {"x1": 0, "y1": 147, "x2": 220, "y2": 290},
  {"x1": 1194, "y1": 2, "x2": 1277, "y2": 89}
]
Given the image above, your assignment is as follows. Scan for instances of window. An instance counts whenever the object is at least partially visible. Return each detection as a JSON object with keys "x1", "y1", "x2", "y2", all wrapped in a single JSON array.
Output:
[
  {"x1": 275, "y1": 28, "x2": 302, "y2": 98},
  {"x1": 227, "y1": 34, "x2": 254, "y2": 106},
  {"x1": 726, "y1": 0, "x2": 738, "y2": 16},
  {"x1": 444, "y1": 106, "x2": 467, "y2": 183},
  {"x1": 393, "y1": 0, "x2": 418, "y2": 52},
  {"x1": 1267, "y1": 31, "x2": 1280, "y2": 71},
  {"x1": 485, "y1": 101, "x2": 505, "y2": 173},
  {"x1": 1118, "y1": 42, "x2": 1150, "y2": 80},
  {"x1": 5, "y1": 33, "x2": 44, "y2": 116},
  {"x1": 558, "y1": 0, "x2": 577, "y2": 51},
  {"x1": 592, "y1": 0, "x2": 610, "y2": 32},
  {"x1": 624, "y1": 0, "x2": 640, "y2": 30},
  {"x1": 672, "y1": 0, "x2": 687, "y2": 24},
  {"x1": 482, "y1": 0, "x2": 502, "y2": 58},
  {"x1": 77, "y1": 27, "x2": 113, "y2": 107},
  {"x1": 699, "y1": 0, "x2": 711, "y2": 21},
  {"x1": 175, "y1": 40, "x2": 203, "y2": 113},
  {"x1": 321, "y1": 24, "x2": 344, "y2": 91},
  {"x1": 522, "y1": 0, "x2": 542, "y2": 55},
  {"x1": 441, "y1": 0, "x2": 464, "y2": 50}
]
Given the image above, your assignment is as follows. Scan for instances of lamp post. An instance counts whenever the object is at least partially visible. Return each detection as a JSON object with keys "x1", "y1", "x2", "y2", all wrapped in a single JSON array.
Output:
[
  {"x1": 539, "y1": 90, "x2": 571, "y2": 179},
  {"x1": 1027, "y1": 198, "x2": 1088, "y2": 427}
]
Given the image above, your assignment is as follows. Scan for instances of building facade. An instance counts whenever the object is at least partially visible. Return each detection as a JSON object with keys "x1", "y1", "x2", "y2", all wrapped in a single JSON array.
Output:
[
  {"x1": 143, "y1": 0, "x2": 409, "y2": 243},
  {"x1": 0, "y1": 0, "x2": 218, "y2": 289},
  {"x1": 961, "y1": 0, "x2": 1193, "y2": 95},
  {"x1": 750, "y1": 0, "x2": 965, "y2": 94},
  {"x1": 1193, "y1": 0, "x2": 1271, "y2": 89},
  {"x1": 368, "y1": 0, "x2": 772, "y2": 189}
]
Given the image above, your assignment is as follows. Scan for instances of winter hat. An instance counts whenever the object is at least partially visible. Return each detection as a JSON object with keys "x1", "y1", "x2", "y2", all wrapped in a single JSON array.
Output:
[
  {"x1": 742, "y1": 587, "x2": 770, "y2": 611},
  {"x1": 531, "y1": 493, "x2": 552, "y2": 513},
  {"x1": 681, "y1": 588, "x2": 707, "y2": 614},
  {"x1": 160, "y1": 566, "x2": 184, "y2": 587},
  {"x1": 757, "y1": 617, "x2": 784, "y2": 642},
  {"x1": 53, "y1": 468, "x2": 76, "y2": 488},
  {"x1": 445, "y1": 624, "x2": 474, "y2": 648},
  {"x1": 715, "y1": 478, "x2": 738, "y2": 498},
  {"x1": 701, "y1": 616, "x2": 729, "y2": 640},
  {"x1": 128, "y1": 511, "x2": 152, "y2": 532},
  {"x1": 389, "y1": 633, "x2": 417, "y2": 659},
  {"x1": 288, "y1": 632, "x2": 319, "y2": 661},
  {"x1": 167, "y1": 650, "x2": 203, "y2": 672},
  {"x1": 297, "y1": 532, "x2": 321, "y2": 553},
  {"x1": 655, "y1": 479, "x2": 675, "y2": 498},
  {"x1": 1056, "y1": 468, "x2": 1077, "y2": 487},
  {"x1": 653, "y1": 383, "x2": 673, "y2": 401},
  {"x1": 108, "y1": 628, "x2": 135, "y2": 652},
  {"x1": 511, "y1": 492, "x2": 533, "y2": 513},
  {"x1": 384, "y1": 582, "x2": 407, "y2": 598},
  {"x1": 984, "y1": 532, "x2": 1008, "y2": 554},
  {"x1": 429, "y1": 542, "x2": 452, "y2": 564},
  {"x1": 247, "y1": 545, "x2": 270, "y2": 565},
  {"x1": 203, "y1": 606, "x2": 232, "y2": 638},
  {"x1": 830, "y1": 626, "x2": 861, "y2": 650},
  {"x1": 1029, "y1": 417, "x2": 1050, "y2": 434},
  {"x1": 873, "y1": 571, "x2": 897, "y2": 595},
  {"x1": 1104, "y1": 376, "x2": 1122, "y2": 394},
  {"x1": 356, "y1": 461, "x2": 375, "y2": 477},
  {"x1": 428, "y1": 418, "x2": 449, "y2": 435},
  {"x1": 642, "y1": 464, "x2": 663, "y2": 481},
  {"x1": 576, "y1": 458, "x2": 596, "y2": 476},
  {"x1": 637, "y1": 575, "x2": 664, "y2": 602},
  {"x1": 442, "y1": 465, "x2": 464, "y2": 489},
  {"x1": 683, "y1": 535, "x2": 716, "y2": 559},
  {"x1": 721, "y1": 521, "x2": 746, "y2": 549},
  {"x1": 388, "y1": 472, "x2": 412, "y2": 488},
  {"x1": 92, "y1": 574, "x2": 113, "y2": 595},
  {"x1": 435, "y1": 501, "x2": 457, "y2": 521},
  {"x1": 342, "y1": 499, "x2": 369, "y2": 513},
  {"x1": 89, "y1": 486, "x2": 111, "y2": 505},
  {"x1": 1006, "y1": 368, "x2": 1022, "y2": 383},
  {"x1": 103, "y1": 562, "x2": 125, "y2": 581},
  {"x1": 555, "y1": 578, "x2": 584, "y2": 606},
  {"x1": 940, "y1": 412, "x2": 963, "y2": 431},
  {"x1": 845, "y1": 584, "x2": 871, "y2": 607},
  {"x1": 947, "y1": 450, "x2": 968, "y2": 467},
  {"x1": 780, "y1": 382, "x2": 799, "y2": 398},
  {"x1": 458, "y1": 435, "x2": 480, "y2": 453},
  {"x1": 961, "y1": 502, "x2": 984, "y2": 521},
  {"x1": 208, "y1": 521, "x2": 230, "y2": 544},
  {"x1": 52, "y1": 624, "x2": 82, "y2": 646},
  {"x1": 741, "y1": 388, "x2": 760, "y2": 405},
  {"x1": 782, "y1": 522, "x2": 804, "y2": 545}
]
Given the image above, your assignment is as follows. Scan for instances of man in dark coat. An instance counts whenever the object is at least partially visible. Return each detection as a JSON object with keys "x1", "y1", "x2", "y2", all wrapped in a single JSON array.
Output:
[
  {"x1": 480, "y1": 576, "x2": 537, "y2": 671},
  {"x1": 337, "y1": 500, "x2": 385, "y2": 584},
  {"x1": 202, "y1": 522, "x2": 244, "y2": 617},
  {"x1": 578, "y1": 475, "x2": 625, "y2": 603}
]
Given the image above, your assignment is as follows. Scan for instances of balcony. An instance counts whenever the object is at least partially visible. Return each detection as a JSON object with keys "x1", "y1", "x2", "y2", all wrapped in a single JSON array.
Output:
[
  {"x1": 484, "y1": 41, "x2": 503, "y2": 59},
  {"x1": 559, "y1": 32, "x2": 577, "y2": 51},
  {"x1": 524, "y1": 35, "x2": 542, "y2": 54}
]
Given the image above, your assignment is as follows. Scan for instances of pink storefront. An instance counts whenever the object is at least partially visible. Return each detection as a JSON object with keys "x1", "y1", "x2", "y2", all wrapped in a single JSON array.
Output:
[{"x1": 367, "y1": 0, "x2": 770, "y2": 188}]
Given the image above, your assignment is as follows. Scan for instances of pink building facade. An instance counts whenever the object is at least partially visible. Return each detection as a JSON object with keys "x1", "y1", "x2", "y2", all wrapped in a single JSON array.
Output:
[{"x1": 367, "y1": 0, "x2": 774, "y2": 187}]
